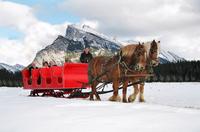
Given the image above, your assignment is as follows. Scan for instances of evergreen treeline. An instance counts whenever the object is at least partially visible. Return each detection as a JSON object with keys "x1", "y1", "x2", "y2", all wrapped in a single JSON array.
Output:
[
  {"x1": 149, "y1": 60, "x2": 200, "y2": 82},
  {"x1": 0, "y1": 69, "x2": 22, "y2": 87},
  {"x1": 0, "y1": 60, "x2": 200, "y2": 87}
]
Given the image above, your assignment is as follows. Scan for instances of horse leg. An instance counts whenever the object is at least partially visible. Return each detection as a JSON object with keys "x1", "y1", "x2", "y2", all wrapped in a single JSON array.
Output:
[
  {"x1": 90, "y1": 81, "x2": 101, "y2": 101},
  {"x1": 109, "y1": 80, "x2": 121, "y2": 102},
  {"x1": 90, "y1": 82, "x2": 96, "y2": 101},
  {"x1": 94, "y1": 82, "x2": 101, "y2": 101},
  {"x1": 122, "y1": 80, "x2": 129, "y2": 103},
  {"x1": 128, "y1": 83, "x2": 139, "y2": 102},
  {"x1": 139, "y1": 83, "x2": 145, "y2": 102}
]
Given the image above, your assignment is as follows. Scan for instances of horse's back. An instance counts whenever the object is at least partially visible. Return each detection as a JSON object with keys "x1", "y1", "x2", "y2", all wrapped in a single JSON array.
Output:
[
  {"x1": 88, "y1": 56, "x2": 114, "y2": 80},
  {"x1": 89, "y1": 56, "x2": 110, "y2": 68}
]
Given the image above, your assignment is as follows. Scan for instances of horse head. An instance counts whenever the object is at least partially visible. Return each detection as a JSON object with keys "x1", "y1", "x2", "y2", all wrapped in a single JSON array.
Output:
[
  {"x1": 149, "y1": 40, "x2": 160, "y2": 66},
  {"x1": 131, "y1": 43, "x2": 147, "y2": 71}
]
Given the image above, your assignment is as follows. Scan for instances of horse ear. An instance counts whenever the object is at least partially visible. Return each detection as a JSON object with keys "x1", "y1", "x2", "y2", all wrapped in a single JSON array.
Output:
[
  {"x1": 153, "y1": 40, "x2": 156, "y2": 43},
  {"x1": 138, "y1": 42, "x2": 141, "y2": 45}
]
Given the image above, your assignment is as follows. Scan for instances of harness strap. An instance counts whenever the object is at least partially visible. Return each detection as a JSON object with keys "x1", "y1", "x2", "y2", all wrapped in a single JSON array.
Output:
[{"x1": 82, "y1": 80, "x2": 145, "y2": 95}]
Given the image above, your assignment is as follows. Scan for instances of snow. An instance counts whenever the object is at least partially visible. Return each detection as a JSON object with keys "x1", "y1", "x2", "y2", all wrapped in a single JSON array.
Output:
[
  {"x1": 159, "y1": 49, "x2": 185, "y2": 62},
  {"x1": 0, "y1": 83, "x2": 200, "y2": 132},
  {"x1": 0, "y1": 63, "x2": 19, "y2": 73},
  {"x1": 13, "y1": 64, "x2": 25, "y2": 71},
  {"x1": 0, "y1": 63, "x2": 24, "y2": 72},
  {"x1": 69, "y1": 24, "x2": 122, "y2": 45}
]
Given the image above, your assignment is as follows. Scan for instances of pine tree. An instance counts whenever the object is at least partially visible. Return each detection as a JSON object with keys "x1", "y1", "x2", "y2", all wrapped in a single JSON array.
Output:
[{"x1": 0, "y1": 80, "x2": 2, "y2": 86}]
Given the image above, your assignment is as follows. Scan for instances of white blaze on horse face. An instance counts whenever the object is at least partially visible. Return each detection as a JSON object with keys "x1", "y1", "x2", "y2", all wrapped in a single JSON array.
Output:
[
  {"x1": 142, "y1": 40, "x2": 160, "y2": 66},
  {"x1": 157, "y1": 41, "x2": 161, "y2": 58},
  {"x1": 144, "y1": 42, "x2": 151, "y2": 59},
  {"x1": 152, "y1": 40, "x2": 160, "y2": 66},
  {"x1": 144, "y1": 51, "x2": 147, "y2": 61},
  {"x1": 138, "y1": 51, "x2": 147, "y2": 70}
]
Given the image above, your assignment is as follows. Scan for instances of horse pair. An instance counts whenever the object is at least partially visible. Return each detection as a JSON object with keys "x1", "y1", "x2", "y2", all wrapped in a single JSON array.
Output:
[{"x1": 88, "y1": 40, "x2": 160, "y2": 102}]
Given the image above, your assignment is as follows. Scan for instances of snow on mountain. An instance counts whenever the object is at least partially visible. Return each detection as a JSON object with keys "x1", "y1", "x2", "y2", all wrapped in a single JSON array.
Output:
[
  {"x1": 0, "y1": 63, "x2": 24, "y2": 73},
  {"x1": 66, "y1": 24, "x2": 122, "y2": 45},
  {"x1": 13, "y1": 64, "x2": 25, "y2": 71},
  {"x1": 65, "y1": 24, "x2": 121, "y2": 50},
  {"x1": 159, "y1": 50, "x2": 186, "y2": 63},
  {"x1": 122, "y1": 40, "x2": 139, "y2": 45},
  {"x1": 31, "y1": 24, "x2": 185, "y2": 67}
]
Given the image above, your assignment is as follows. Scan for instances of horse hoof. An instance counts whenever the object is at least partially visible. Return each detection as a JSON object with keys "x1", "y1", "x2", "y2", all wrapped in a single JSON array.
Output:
[
  {"x1": 139, "y1": 95, "x2": 145, "y2": 102},
  {"x1": 122, "y1": 98, "x2": 128, "y2": 103},
  {"x1": 89, "y1": 97, "x2": 94, "y2": 101},
  {"x1": 128, "y1": 95, "x2": 136, "y2": 103},
  {"x1": 139, "y1": 98, "x2": 145, "y2": 102},
  {"x1": 96, "y1": 98, "x2": 101, "y2": 101},
  {"x1": 109, "y1": 95, "x2": 121, "y2": 102}
]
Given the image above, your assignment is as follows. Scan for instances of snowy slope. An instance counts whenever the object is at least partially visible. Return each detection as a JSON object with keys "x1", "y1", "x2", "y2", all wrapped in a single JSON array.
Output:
[
  {"x1": 0, "y1": 83, "x2": 200, "y2": 132},
  {"x1": 67, "y1": 24, "x2": 122, "y2": 45},
  {"x1": 13, "y1": 64, "x2": 25, "y2": 71},
  {"x1": 0, "y1": 63, "x2": 24, "y2": 73},
  {"x1": 159, "y1": 50, "x2": 186, "y2": 63}
]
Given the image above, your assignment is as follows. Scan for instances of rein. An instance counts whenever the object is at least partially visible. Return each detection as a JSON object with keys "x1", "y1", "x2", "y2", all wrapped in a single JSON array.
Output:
[
  {"x1": 89, "y1": 45, "x2": 156, "y2": 84},
  {"x1": 82, "y1": 80, "x2": 146, "y2": 95},
  {"x1": 146, "y1": 59, "x2": 154, "y2": 74},
  {"x1": 120, "y1": 61, "x2": 142, "y2": 73}
]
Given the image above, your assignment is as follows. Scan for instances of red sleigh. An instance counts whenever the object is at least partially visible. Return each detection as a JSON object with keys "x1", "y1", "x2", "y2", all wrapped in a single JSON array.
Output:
[{"x1": 22, "y1": 63, "x2": 90, "y2": 98}]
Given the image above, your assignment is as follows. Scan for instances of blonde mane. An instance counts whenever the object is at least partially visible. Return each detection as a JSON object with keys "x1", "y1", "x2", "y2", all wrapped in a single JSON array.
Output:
[
  {"x1": 157, "y1": 41, "x2": 161, "y2": 55},
  {"x1": 144, "y1": 40, "x2": 161, "y2": 58},
  {"x1": 147, "y1": 40, "x2": 160, "y2": 54},
  {"x1": 121, "y1": 40, "x2": 160, "y2": 59},
  {"x1": 143, "y1": 42, "x2": 151, "y2": 58},
  {"x1": 121, "y1": 45, "x2": 137, "y2": 57}
]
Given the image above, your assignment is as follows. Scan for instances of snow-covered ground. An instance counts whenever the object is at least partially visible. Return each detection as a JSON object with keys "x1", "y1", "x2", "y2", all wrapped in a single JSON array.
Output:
[{"x1": 0, "y1": 83, "x2": 200, "y2": 132}]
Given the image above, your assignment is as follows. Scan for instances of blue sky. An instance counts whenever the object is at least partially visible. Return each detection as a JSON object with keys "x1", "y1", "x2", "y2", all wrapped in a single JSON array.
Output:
[
  {"x1": 0, "y1": 26, "x2": 24, "y2": 39},
  {"x1": 8, "y1": 0, "x2": 80, "y2": 24},
  {"x1": 0, "y1": 0, "x2": 79, "y2": 40}
]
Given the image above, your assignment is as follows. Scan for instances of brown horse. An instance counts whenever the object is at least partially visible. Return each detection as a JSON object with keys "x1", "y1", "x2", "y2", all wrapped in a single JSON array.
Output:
[
  {"x1": 88, "y1": 43, "x2": 147, "y2": 101},
  {"x1": 122, "y1": 40, "x2": 160, "y2": 103}
]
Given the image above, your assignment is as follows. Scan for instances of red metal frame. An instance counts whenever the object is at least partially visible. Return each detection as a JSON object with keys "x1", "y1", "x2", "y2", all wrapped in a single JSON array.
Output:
[{"x1": 22, "y1": 63, "x2": 90, "y2": 90}]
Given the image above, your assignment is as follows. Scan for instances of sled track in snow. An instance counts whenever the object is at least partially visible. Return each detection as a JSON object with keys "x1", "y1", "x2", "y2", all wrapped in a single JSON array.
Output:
[{"x1": 147, "y1": 102, "x2": 200, "y2": 110}]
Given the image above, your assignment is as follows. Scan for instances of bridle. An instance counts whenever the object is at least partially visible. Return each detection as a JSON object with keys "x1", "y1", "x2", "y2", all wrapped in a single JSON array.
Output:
[{"x1": 146, "y1": 44, "x2": 159, "y2": 73}]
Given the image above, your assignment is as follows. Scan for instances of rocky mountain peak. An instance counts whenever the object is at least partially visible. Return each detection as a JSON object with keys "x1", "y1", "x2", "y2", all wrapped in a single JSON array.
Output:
[{"x1": 32, "y1": 24, "x2": 121, "y2": 67}]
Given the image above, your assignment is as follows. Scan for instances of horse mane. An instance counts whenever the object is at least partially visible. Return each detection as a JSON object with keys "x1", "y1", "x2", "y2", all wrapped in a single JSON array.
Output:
[
  {"x1": 155, "y1": 40, "x2": 160, "y2": 55},
  {"x1": 120, "y1": 44, "x2": 146, "y2": 68},
  {"x1": 143, "y1": 42, "x2": 151, "y2": 58},
  {"x1": 120, "y1": 45, "x2": 137, "y2": 58},
  {"x1": 149, "y1": 40, "x2": 160, "y2": 56},
  {"x1": 140, "y1": 40, "x2": 160, "y2": 58},
  {"x1": 133, "y1": 44, "x2": 147, "y2": 60},
  {"x1": 120, "y1": 40, "x2": 160, "y2": 59}
]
